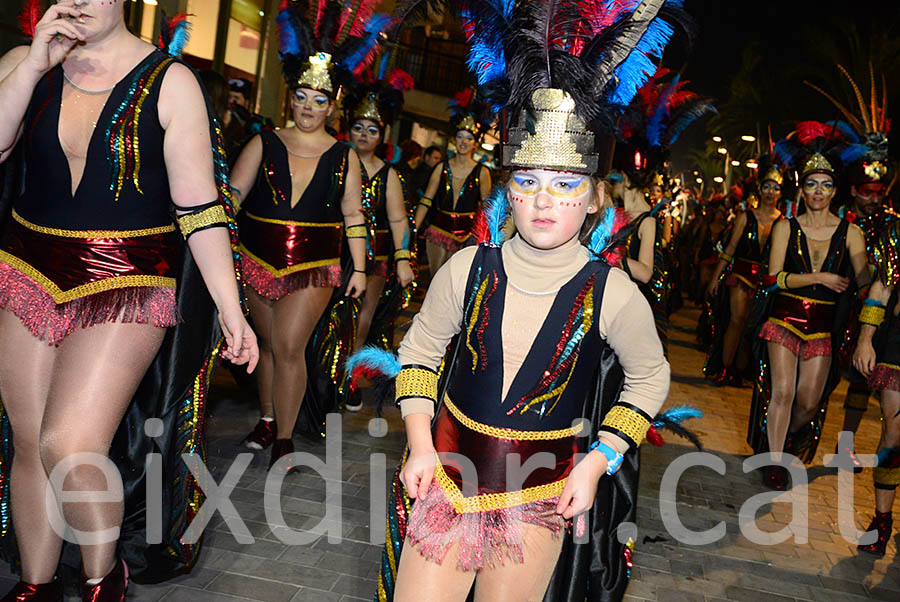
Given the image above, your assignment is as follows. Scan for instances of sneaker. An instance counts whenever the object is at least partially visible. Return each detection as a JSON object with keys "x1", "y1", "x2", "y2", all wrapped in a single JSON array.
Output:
[{"x1": 243, "y1": 418, "x2": 275, "y2": 450}]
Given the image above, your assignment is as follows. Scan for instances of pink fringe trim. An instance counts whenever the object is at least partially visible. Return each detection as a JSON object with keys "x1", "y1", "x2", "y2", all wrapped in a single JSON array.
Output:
[
  {"x1": 870, "y1": 364, "x2": 900, "y2": 393},
  {"x1": 423, "y1": 227, "x2": 465, "y2": 253},
  {"x1": 0, "y1": 263, "x2": 177, "y2": 346},
  {"x1": 759, "y1": 320, "x2": 831, "y2": 359},
  {"x1": 241, "y1": 253, "x2": 341, "y2": 301},
  {"x1": 405, "y1": 480, "x2": 562, "y2": 571}
]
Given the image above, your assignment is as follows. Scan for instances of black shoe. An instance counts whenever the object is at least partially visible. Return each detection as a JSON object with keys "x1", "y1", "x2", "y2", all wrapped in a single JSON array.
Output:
[
  {"x1": 242, "y1": 418, "x2": 275, "y2": 450},
  {"x1": 269, "y1": 438, "x2": 295, "y2": 470},
  {"x1": 1, "y1": 581, "x2": 62, "y2": 602},
  {"x1": 761, "y1": 465, "x2": 788, "y2": 490},
  {"x1": 858, "y1": 512, "x2": 892, "y2": 556}
]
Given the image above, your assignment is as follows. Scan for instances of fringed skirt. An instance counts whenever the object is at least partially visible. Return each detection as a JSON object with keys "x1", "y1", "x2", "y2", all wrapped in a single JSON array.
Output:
[
  {"x1": 870, "y1": 312, "x2": 900, "y2": 392},
  {"x1": 759, "y1": 321, "x2": 831, "y2": 359},
  {"x1": 423, "y1": 210, "x2": 475, "y2": 252},
  {"x1": 0, "y1": 212, "x2": 179, "y2": 346},
  {"x1": 241, "y1": 252, "x2": 341, "y2": 300}
]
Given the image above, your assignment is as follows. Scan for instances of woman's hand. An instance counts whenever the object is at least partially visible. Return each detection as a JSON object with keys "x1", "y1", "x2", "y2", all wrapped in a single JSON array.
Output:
[
  {"x1": 852, "y1": 340, "x2": 877, "y2": 378},
  {"x1": 345, "y1": 271, "x2": 367, "y2": 298},
  {"x1": 556, "y1": 449, "x2": 608, "y2": 520},
  {"x1": 706, "y1": 278, "x2": 719, "y2": 299},
  {"x1": 399, "y1": 447, "x2": 436, "y2": 501},
  {"x1": 817, "y1": 272, "x2": 850, "y2": 293},
  {"x1": 396, "y1": 261, "x2": 415, "y2": 288},
  {"x1": 218, "y1": 307, "x2": 259, "y2": 373},
  {"x1": 24, "y1": 2, "x2": 85, "y2": 76}
]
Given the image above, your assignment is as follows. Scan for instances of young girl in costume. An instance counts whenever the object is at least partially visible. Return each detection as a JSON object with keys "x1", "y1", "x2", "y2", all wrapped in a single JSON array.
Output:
[
  {"x1": 357, "y1": 1, "x2": 694, "y2": 599},
  {"x1": 0, "y1": 2, "x2": 257, "y2": 599}
]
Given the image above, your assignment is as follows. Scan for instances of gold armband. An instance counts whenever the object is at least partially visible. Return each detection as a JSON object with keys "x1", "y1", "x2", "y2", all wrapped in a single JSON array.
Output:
[
  {"x1": 776, "y1": 271, "x2": 790, "y2": 290},
  {"x1": 859, "y1": 304, "x2": 886, "y2": 327},
  {"x1": 345, "y1": 224, "x2": 367, "y2": 239},
  {"x1": 394, "y1": 249, "x2": 411, "y2": 261},
  {"x1": 395, "y1": 365, "x2": 438, "y2": 403},
  {"x1": 599, "y1": 404, "x2": 652, "y2": 448},
  {"x1": 175, "y1": 202, "x2": 229, "y2": 239},
  {"x1": 718, "y1": 252, "x2": 733, "y2": 263},
  {"x1": 419, "y1": 197, "x2": 433, "y2": 208}
]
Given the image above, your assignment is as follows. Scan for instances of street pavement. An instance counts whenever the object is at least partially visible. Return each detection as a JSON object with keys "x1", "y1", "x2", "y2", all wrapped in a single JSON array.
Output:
[{"x1": 0, "y1": 302, "x2": 897, "y2": 601}]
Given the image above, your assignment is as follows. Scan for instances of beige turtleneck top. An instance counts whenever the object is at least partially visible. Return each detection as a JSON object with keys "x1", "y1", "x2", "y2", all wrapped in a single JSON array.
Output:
[{"x1": 398, "y1": 234, "x2": 670, "y2": 453}]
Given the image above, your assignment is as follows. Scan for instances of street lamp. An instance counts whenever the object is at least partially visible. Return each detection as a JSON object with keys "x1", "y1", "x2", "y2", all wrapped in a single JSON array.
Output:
[
  {"x1": 717, "y1": 147, "x2": 728, "y2": 155},
  {"x1": 712, "y1": 136, "x2": 723, "y2": 143},
  {"x1": 741, "y1": 135, "x2": 756, "y2": 142},
  {"x1": 731, "y1": 160, "x2": 740, "y2": 166},
  {"x1": 745, "y1": 161, "x2": 758, "y2": 169},
  {"x1": 713, "y1": 176, "x2": 724, "y2": 183},
  {"x1": 695, "y1": 177, "x2": 703, "y2": 184}
]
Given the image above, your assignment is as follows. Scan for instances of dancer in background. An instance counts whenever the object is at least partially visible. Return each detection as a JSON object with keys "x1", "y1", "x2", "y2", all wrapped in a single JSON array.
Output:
[
  {"x1": 414, "y1": 89, "x2": 492, "y2": 273},
  {"x1": 0, "y1": 4, "x2": 256, "y2": 600}
]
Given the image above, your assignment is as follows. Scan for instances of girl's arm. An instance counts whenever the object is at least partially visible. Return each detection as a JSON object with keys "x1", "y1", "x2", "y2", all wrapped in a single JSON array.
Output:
[
  {"x1": 342, "y1": 149, "x2": 367, "y2": 298},
  {"x1": 386, "y1": 168, "x2": 414, "y2": 287},
  {"x1": 626, "y1": 216, "x2": 656, "y2": 284},
  {"x1": 228, "y1": 134, "x2": 263, "y2": 212},
  {"x1": 706, "y1": 212, "x2": 746, "y2": 296},
  {"x1": 414, "y1": 164, "x2": 441, "y2": 230}
]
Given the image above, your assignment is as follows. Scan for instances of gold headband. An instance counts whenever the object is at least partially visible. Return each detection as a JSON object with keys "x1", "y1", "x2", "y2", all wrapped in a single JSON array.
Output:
[
  {"x1": 504, "y1": 88, "x2": 597, "y2": 174},
  {"x1": 800, "y1": 152, "x2": 834, "y2": 179},
  {"x1": 457, "y1": 114, "x2": 479, "y2": 136},
  {"x1": 295, "y1": 52, "x2": 334, "y2": 94},
  {"x1": 352, "y1": 92, "x2": 382, "y2": 125},
  {"x1": 651, "y1": 173, "x2": 665, "y2": 187},
  {"x1": 761, "y1": 165, "x2": 783, "y2": 186}
]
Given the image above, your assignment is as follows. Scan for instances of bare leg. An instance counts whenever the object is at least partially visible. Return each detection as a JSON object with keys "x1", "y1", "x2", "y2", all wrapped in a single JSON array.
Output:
[
  {"x1": 270, "y1": 286, "x2": 333, "y2": 439},
  {"x1": 0, "y1": 311, "x2": 60, "y2": 584},
  {"x1": 766, "y1": 341, "x2": 799, "y2": 458},
  {"x1": 40, "y1": 321, "x2": 165, "y2": 579},
  {"x1": 426, "y1": 242, "x2": 452, "y2": 276},
  {"x1": 722, "y1": 286, "x2": 749, "y2": 367},
  {"x1": 875, "y1": 390, "x2": 900, "y2": 513},
  {"x1": 247, "y1": 289, "x2": 276, "y2": 418},
  {"x1": 355, "y1": 275, "x2": 386, "y2": 352},
  {"x1": 789, "y1": 354, "x2": 831, "y2": 433},
  {"x1": 473, "y1": 523, "x2": 564, "y2": 602},
  {"x1": 394, "y1": 541, "x2": 476, "y2": 602}
]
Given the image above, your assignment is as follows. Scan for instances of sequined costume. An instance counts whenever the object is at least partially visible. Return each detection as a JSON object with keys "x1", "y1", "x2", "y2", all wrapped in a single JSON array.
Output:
[
  {"x1": 625, "y1": 210, "x2": 669, "y2": 352},
  {"x1": 361, "y1": 162, "x2": 394, "y2": 278},
  {"x1": 747, "y1": 217, "x2": 855, "y2": 462},
  {"x1": 869, "y1": 219, "x2": 900, "y2": 394},
  {"x1": 421, "y1": 160, "x2": 489, "y2": 253},
  {"x1": 237, "y1": 129, "x2": 350, "y2": 300},
  {"x1": 703, "y1": 210, "x2": 780, "y2": 379},
  {"x1": 0, "y1": 49, "x2": 240, "y2": 581}
]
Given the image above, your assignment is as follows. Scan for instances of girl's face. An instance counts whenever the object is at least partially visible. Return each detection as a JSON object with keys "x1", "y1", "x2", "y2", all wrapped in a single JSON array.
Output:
[
  {"x1": 455, "y1": 130, "x2": 476, "y2": 155},
  {"x1": 648, "y1": 184, "x2": 664, "y2": 202},
  {"x1": 759, "y1": 180, "x2": 782, "y2": 204},
  {"x1": 291, "y1": 87, "x2": 333, "y2": 132},
  {"x1": 799, "y1": 173, "x2": 835, "y2": 210},
  {"x1": 349, "y1": 119, "x2": 381, "y2": 153},
  {"x1": 58, "y1": 0, "x2": 122, "y2": 41},
  {"x1": 509, "y1": 168, "x2": 598, "y2": 250}
]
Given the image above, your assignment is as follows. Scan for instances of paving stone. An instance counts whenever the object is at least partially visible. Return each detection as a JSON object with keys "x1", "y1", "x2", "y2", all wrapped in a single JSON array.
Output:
[{"x1": 204, "y1": 573, "x2": 299, "y2": 602}]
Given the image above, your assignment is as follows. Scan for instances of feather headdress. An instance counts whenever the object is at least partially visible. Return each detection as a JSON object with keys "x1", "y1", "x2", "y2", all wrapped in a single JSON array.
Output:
[
  {"x1": 276, "y1": 0, "x2": 391, "y2": 95},
  {"x1": 774, "y1": 121, "x2": 852, "y2": 182},
  {"x1": 805, "y1": 63, "x2": 890, "y2": 185},
  {"x1": 18, "y1": 0, "x2": 43, "y2": 39},
  {"x1": 158, "y1": 12, "x2": 192, "y2": 58},
  {"x1": 448, "y1": 88, "x2": 494, "y2": 139}
]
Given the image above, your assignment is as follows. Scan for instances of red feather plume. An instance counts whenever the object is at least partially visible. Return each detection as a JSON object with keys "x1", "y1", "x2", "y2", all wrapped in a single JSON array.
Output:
[
  {"x1": 795, "y1": 120, "x2": 847, "y2": 146},
  {"x1": 471, "y1": 206, "x2": 489, "y2": 245},
  {"x1": 387, "y1": 68, "x2": 414, "y2": 93},
  {"x1": 19, "y1": 0, "x2": 43, "y2": 39}
]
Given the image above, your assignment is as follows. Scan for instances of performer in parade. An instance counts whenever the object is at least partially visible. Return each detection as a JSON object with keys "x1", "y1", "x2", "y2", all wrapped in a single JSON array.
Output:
[
  {"x1": 413, "y1": 89, "x2": 492, "y2": 274},
  {"x1": 343, "y1": 66, "x2": 417, "y2": 411},
  {"x1": 747, "y1": 122, "x2": 869, "y2": 490},
  {"x1": 348, "y1": 1, "x2": 697, "y2": 600},
  {"x1": 230, "y1": 0, "x2": 371, "y2": 460},
  {"x1": 852, "y1": 219, "x2": 900, "y2": 556},
  {"x1": 0, "y1": 2, "x2": 257, "y2": 600},
  {"x1": 703, "y1": 155, "x2": 783, "y2": 386}
]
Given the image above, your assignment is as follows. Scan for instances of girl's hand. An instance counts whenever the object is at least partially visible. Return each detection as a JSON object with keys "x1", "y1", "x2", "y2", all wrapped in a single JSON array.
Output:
[
  {"x1": 218, "y1": 307, "x2": 259, "y2": 373},
  {"x1": 852, "y1": 340, "x2": 877, "y2": 378},
  {"x1": 24, "y1": 2, "x2": 85, "y2": 76},
  {"x1": 399, "y1": 448, "x2": 436, "y2": 501},
  {"x1": 345, "y1": 271, "x2": 367, "y2": 298},
  {"x1": 396, "y1": 261, "x2": 415, "y2": 288},
  {"x1": 817, "y1": 272, "x2": 850, "y2": 293},
  {"x1": 556, "y1": 449, "x2": 608, "y2": 520}
]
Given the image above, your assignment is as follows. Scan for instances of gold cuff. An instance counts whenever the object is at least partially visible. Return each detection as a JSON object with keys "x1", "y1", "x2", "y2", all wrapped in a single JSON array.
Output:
[
  {"x1": 874, "y1": 466, "x2": 900, "y2": 488},
  {"x1": 176, "y1": 204, "x2": 229, "y2": 239},
  {"x1": 394, "y1": 249, "x2": 411, "y2": 261},
  {"x1": 859, "y1": 305, "x2": 886, "y2": 327},
  {"x1": 718, "y1": 252, "x2": 733, "y2": 263},
  {"x1": 419, "y1": 197, "x2": 433, "y2": 208},
  {"x1": 345, "y1": 224, "x2": 367, "y2": 239},
  {"x1": 600, "y1": 405, "x2": 652, "y2": 448},
  {"x1": 776, "y1": 271, "x2": 790, "y2": 290},
  {"x1": 395, "y1": 365, "x2": 438, "y2": 403}
]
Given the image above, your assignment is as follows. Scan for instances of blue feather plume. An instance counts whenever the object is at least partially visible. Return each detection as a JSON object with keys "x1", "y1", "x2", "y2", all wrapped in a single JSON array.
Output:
[
  {"x1": 167, "y1": 20, "x2": 191, "y2": 58},
  {"x1": 377, "y1": 53, "x2": 391, "y2": 81},
  {"x1": 649, "y1": 199, "x2": 668, "y2": 216},
  {"x1": 609, "y1": 17, "x2": 675, "y2": 106},
  {"x1": 346, "y1": 345, "x2": 401, "y2": 379},
  {"x1": 773, "y1": 140, "x2": 797, "y2": 168},
  {"x1": 485, "y1": 187, "x2": 510, "y2": 245},
  {"x1": 588, "y1": 206, "x2": 618, "y2": 257},
  {"x1": 463, "y1": 0, "x2": 513, "y2": 112},
  {"x1": 277, "y1": 8, "x2": 300, "y2": 56},
  {"x1": 652, "y1": 405, "x2": 703, "y2": 427},
  {"x1": 646, "y1": 76, "x2": 679, "y2": 147},
  {"x1": 841, "y1": 144, "x2": 868, "y2": 164},
  {"x1": 341, "y1": 13, "x2": 393, "y2": 75},
  {"x1": 667, "y1": 101, "x2": 717, "y2": 144}
]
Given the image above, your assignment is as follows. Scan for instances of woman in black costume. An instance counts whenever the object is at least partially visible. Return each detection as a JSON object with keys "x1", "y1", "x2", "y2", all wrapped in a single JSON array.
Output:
[{"x1": 0, "y1": 2, "x2": 257, "y2": 600}]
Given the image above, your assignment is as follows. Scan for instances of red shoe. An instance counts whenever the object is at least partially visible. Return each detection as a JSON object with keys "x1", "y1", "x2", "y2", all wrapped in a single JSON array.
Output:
[
  {"x1": 858, "y1": 512, "x2": 893, "y2": 557},
  {"x1": 1, "y1": 581, "x2": 62, "y2": 602},
  {"x1": 242, "y1": 418, "x2": 275, "y2": 450},
  {"x1": 269, "y1": 438, "x2": 295, "y2": 470},
  {"x1": 82, "y1": 559, "x2": 128, "y2": 602}
]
